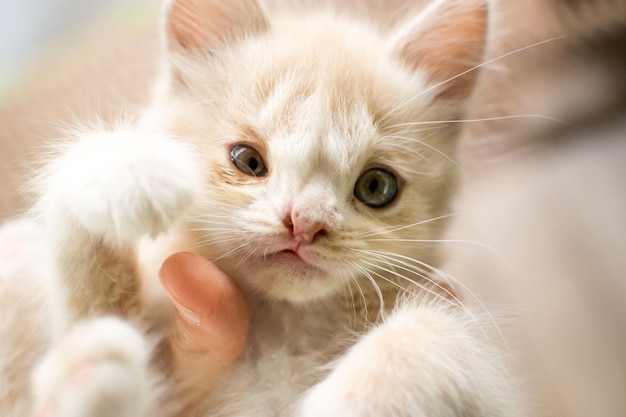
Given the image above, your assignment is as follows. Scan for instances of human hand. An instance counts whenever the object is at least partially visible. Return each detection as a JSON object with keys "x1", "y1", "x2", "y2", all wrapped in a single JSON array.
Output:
[{"x1": 159, "y1": 252, "x2": 249, "y2": 392}]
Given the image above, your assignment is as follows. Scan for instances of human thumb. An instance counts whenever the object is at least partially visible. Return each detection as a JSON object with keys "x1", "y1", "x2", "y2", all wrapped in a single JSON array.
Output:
[{"x1": 159, "y1": 252, "x2": 249, "y2": 389}]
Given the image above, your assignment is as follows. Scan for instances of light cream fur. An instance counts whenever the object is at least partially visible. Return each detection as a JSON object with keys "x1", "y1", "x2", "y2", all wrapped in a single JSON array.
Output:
[{"x1": 0, "y1": 1, "x2": 519, "y2": 416}]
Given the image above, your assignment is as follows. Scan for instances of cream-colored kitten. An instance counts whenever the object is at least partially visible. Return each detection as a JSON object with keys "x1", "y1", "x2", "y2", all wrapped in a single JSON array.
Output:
[{"x1": 0, "y1": 0, "x2": 518, "y2": 416}]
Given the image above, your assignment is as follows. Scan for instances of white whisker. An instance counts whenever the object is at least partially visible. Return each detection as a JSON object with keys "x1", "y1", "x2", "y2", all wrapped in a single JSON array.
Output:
[
  {"x1": 382, "y1": 134, "x2": 464, "y2": 174},
  {"x1": 358, "y1": 248, "x2": 510, "y2": 350},
  {"x1": 191, "y1": 236, "x2": 240, "y2": 247},
  {"x1": 378, "y1": 36, "x2": 565, "y2": 125},
  {"x1": 236, "y1": 243, "x2": 263, "y2": 268},
  {"x1": 343, "y1": 278, "x2": 358, "y2": 330},
  {"x1": 191, "y1": 228, "x2": 241, "y2": 233},
  {"x1": 357, "y1": 213, "x2": 457, "y2": 238},
  {"x1": 387, "y1": 114, "x2": 567, "y2": 129},
  {"x1": 364, "y1": 238, "x2": 509, "y2": 264},
  {"x1": 210, "y1": 242, "x2": 249, "y2": 263},
  {"x1": 349, "y1": 271, "x2": 371, "y2": 330},
  {"x1": 350, "y1": 261, "x2": 385, "y2": 321},
  {"x1": 359, "y1": 258, "x2": 453, "y2": 308}
]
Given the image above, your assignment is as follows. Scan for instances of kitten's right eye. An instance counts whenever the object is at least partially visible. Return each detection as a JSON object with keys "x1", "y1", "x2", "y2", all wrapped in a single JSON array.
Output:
[{"x1": 230, "y1": 145, "x2": 268, "y2": 177}]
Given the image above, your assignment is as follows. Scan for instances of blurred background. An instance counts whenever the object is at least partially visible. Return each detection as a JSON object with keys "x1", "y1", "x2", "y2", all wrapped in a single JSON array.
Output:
[{"x1": 0, "y1": 0, "x2": 161, "y2": 218}]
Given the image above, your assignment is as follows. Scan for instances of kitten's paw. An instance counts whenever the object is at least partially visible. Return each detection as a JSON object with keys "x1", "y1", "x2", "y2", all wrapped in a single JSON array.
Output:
[
  {"x1": 46, "y1": 130, "x2": 202, "y2": 242},
  {"x1": 32, "y1": 318, "x2": 149, "y2": 417},
  {"x1": 298, "y1": 320, "x2": 413, "y2": 417},
  {"x1": 299, "y1": 304, "x2": 511, "y2": 417}
]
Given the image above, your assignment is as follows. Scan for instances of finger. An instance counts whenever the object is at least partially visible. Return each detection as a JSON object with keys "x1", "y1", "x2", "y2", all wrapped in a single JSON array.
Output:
[{"x1": 159, "y1": 252, "x2": 249, "y2": 389}]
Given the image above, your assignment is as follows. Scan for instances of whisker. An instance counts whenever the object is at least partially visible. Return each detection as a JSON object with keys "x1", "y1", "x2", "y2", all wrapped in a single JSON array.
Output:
[
  {"x1": 210, "y1": 242, "x2": 249, "y2": 263},
  {"x1": 188, "y1": 229, "x2": 239, "y2": 236},
  {"x1": 190, "y1": 236, "x2": 241, "y2": 249},
  {"x1": 236, "y1": 243, "x2": 263, "y2": 268},
  {"x1": 359, "y1": 258, "x2": 454, "y2": 309},
  {"x1": 386, "y1": 113, "x2": 567, "y2": 129},
  {"x1": 195, "y1": 212, "x2": 242, "y2": 219},
  {"x1": 190, "y1": 231, "x2": 239, "y2": 243},
  {"x1": 192, "y1": 220, "x2": 235, "y2": 227},
  {"x1": 417, "y1": 36, "x2": 566, "y2": 100},
  {"x1": 195, "y1": 201, "x2": 243, "y2": 211},
  {"x1": 349, "y1": 261, "x2": 385, "y2": 321},
  {"x1": 386, "y1": 125, "x2": 445, "y2": 136},
  {"x1": 349, "y1": 271, "x2": 371, "y2": 331},
  {"x1": 381, "y1": 134, "x2": 464, "y2": 174},
  {"x1": 378, "y1": 36, "x2": 565, "y2": 125},
  {"x1": 357, "y1": 253, "x2": 492, "y2": 339},
  {"x1": 381, "y1": 141, "x2": 439, "y2": 173},
  {"x1": 364, "y1": 238, "x2": 509, "y2": 264},
  {"x1": 191, "y1": 226, "x2": 237, "y2": 234},
  {"x1": 359, "y1": 248, "x2": 510, "y2": 350},
  {"x1": 357, "y1": 213, "x2": 457, "y2": 238},
  {"x1": 343, "y1": 278, "x2": 358, "y2": 330}
]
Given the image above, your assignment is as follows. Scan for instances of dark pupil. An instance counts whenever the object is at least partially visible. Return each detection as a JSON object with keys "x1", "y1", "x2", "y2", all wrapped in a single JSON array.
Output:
[
  {"x1": 368, "y1": 178, "x2": 379, "y2": 194},
  {"x1": 248, "y1": 157, "x2": 259, "y2": 172}
]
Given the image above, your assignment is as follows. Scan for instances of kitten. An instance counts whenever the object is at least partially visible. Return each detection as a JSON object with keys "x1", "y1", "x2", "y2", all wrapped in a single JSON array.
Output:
[{"x1": 0, "y1": 0, "x2": 519, "y2": 416}]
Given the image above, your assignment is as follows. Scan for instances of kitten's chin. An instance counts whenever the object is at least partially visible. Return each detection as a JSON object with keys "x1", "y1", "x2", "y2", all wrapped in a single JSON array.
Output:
[{"x1": 231, "y1": 252, "x2": 342, "y2": 304}]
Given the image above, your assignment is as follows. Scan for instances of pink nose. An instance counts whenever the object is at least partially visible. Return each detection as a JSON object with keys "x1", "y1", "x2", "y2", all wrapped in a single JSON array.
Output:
[{"x1": 284, "y1": 210, "x2": 330, "y2": 243}]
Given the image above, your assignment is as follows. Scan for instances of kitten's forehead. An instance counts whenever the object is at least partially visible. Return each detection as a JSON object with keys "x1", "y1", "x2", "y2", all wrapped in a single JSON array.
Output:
[
  {"x1": 170, "y1": 14, "x2": 448, "y2": 190},
  {"x1": 236, "y1": 19, "x2": 429, "y2": 179},
  {"x1": 257, "y1": 78, "x2": 376, "y2": 177}
]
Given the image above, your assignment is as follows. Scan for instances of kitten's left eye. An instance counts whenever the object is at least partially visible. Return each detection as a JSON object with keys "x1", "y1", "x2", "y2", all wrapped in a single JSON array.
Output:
[
  {"x1": 230, "y1": 145, "x2": 268, "y2": 177},
  {"x1": 354, "y1": 168, "x2": 398, "y2": 208}
]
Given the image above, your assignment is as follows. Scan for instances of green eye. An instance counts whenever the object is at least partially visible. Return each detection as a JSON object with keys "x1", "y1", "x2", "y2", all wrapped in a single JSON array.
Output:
[
  {"x1": 354, "y1": 168, "x2": 398, "y2": 208},
  {"x1": 230, "y1": 145, "x2": 267, "y2": 177}
]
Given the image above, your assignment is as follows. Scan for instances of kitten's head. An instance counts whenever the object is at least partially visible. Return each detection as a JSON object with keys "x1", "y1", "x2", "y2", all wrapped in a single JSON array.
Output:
[{"x1": 145, "y1": 0, "x2": 487, "y2": 303}]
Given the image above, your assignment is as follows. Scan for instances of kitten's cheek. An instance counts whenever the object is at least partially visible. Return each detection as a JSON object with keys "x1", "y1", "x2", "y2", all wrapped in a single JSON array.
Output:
[{"x1": 159, "y1": 252, "x2": 250, "y2": 365}]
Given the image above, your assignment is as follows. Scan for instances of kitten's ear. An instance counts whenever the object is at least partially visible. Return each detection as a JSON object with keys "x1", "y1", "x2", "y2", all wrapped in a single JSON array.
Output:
[
  {"x1": 165, "y1": 0, "x2": 269, "y2": 52},
  {"x1": 389, "y1": 0, "x2": 488, "y2": 100}
]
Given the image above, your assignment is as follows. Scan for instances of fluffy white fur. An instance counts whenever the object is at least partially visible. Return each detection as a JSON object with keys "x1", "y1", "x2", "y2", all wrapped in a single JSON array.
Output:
[{"x1": 0, "y1": 0, "x2": 519, "y2": 416}]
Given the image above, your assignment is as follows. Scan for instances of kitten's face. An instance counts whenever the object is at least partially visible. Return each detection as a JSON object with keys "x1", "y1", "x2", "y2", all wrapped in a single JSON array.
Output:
[{"x1": 147, "y1": 0, "x2": 487, "y2": 303}]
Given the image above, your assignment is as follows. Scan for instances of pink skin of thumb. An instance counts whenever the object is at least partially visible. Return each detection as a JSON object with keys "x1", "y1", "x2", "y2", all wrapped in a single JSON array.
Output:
[{"x1": 159, "y1": 252, "x2": 249, "y2": 364}]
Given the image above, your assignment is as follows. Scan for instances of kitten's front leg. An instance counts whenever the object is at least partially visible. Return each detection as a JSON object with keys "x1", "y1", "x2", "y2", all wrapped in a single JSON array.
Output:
[
  {"x1": 298, "y1": 300, "x2": 517, "y2": 417},
  {"x1": 38, "y1": 127, "x2": 201, "y2": 328}
]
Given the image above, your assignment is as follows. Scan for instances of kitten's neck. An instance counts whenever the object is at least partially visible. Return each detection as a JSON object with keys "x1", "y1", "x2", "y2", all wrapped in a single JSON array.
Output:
[
  {"x1": 245, "y1": 277, "x2": 408, "y2": 353},
  {"x1": 245, "y1": 298, "x2": 351, "y2": 357}
]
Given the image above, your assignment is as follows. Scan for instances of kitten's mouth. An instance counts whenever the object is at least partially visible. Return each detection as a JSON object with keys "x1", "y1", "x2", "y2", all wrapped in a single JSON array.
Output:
[
  {"x1": 277, "y1": 248, "x2": 306, "y2": 263},
  {"x1": 239, "y1": 244, "x2": 333, "y2": 301},
  {"x1": 266, "y1": 246, "x2": 317, "y2": 269},
  {"x1": 248, "y1": 242, "x2": 324, "y2": 273}
]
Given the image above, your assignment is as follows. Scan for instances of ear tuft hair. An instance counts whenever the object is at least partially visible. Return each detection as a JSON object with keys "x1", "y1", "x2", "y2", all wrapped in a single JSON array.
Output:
[{"x1": 166, "y1": 0, "x2": 269, "y2": 52}]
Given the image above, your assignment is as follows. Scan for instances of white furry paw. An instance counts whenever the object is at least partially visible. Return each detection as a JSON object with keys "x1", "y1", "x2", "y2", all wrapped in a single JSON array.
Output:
[
  {"x1": 32, "y1": 318, "x2": 150, "y2": 417},
  {"x1": 44, "y1": 129, "x2": 202, "y2": 242},
  {"x1": 298, "y1": 304, "x2": 511, "y2": 417},
  {"x1": 298, "y1": 319, "x2": 415, "y2": 417}
]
